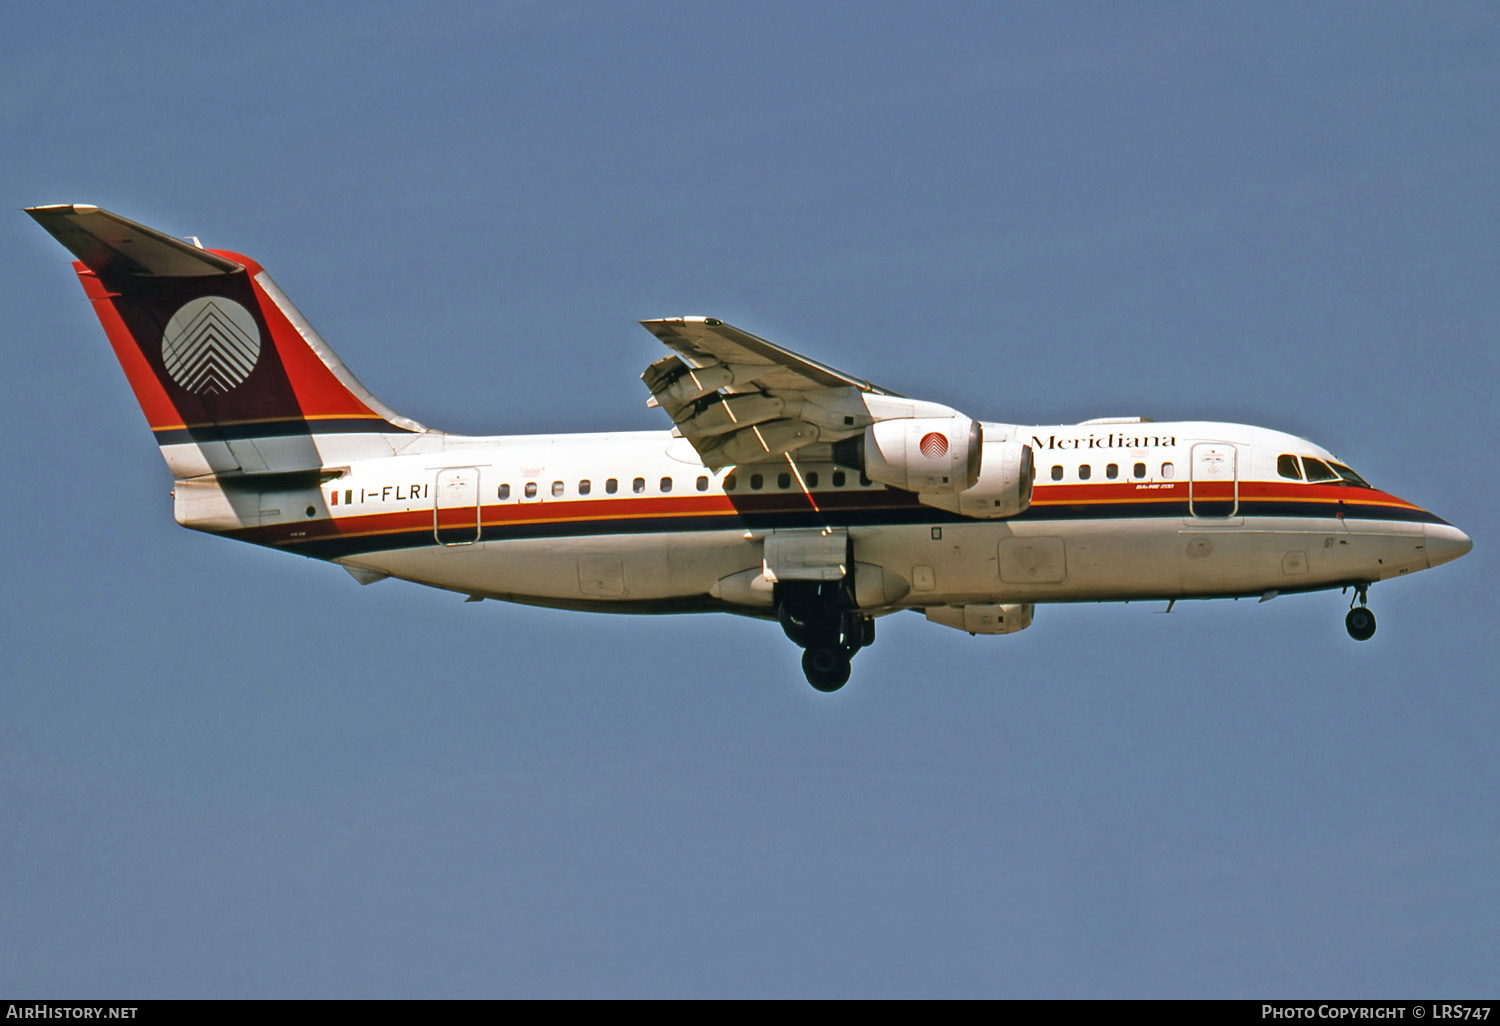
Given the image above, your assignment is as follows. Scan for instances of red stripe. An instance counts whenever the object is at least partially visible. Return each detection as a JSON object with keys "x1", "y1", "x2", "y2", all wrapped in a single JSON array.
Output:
[{"x1": 228, "y1": 482, "x2": 1429, "y2": 549}]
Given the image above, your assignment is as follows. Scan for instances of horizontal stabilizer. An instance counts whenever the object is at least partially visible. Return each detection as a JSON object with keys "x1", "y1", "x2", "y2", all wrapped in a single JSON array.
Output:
[{"x1": 25, "y1": 204, "x2": 243, "y2": 279}]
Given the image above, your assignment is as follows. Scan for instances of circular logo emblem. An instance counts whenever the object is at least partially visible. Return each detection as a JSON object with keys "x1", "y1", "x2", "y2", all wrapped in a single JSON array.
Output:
[
  {"x1": 161, "y1": 296, "x2": 261, "y2": 396},
  {"x1": 919, "y1": 431, "x2": 949, "y2": 459}
]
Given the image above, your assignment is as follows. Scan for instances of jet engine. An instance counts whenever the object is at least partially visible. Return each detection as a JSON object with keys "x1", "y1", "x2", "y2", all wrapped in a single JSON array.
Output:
[
  {"x1": 919, "y1": 434, "x2": 1034, "y2": 519},
  {"x1": 835, "y1": 417, "x2": 982, "y2": 493}
]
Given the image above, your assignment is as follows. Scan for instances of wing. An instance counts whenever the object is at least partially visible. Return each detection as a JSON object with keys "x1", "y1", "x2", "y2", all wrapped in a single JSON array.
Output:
[{"x1": 639, "y1": 317, "x2": 904, "y2": 469}]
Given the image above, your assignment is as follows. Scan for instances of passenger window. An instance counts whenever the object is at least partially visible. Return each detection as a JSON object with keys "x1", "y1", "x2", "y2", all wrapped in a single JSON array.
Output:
[
  {"x1": 660, "y1": 476, "x2": 672, "y2": 493},
  {"x1": 1278, "y1": 454, "x2": 1303, "y2": 480},
  {"x1": 697, "y1": 475, "x2": 709, "y2": 491},
  {"x1": 1161, "y1": 462, "x2": 1175, "y2": 479},
  {"x1": 1079, "y1": 464, "x2": 1091, "y2": 481},
  {"x1": 1302, "y1": 457, "x2": 1338, "y2": 483},
  {"x1": 832, "y1": 471, "x2": 846, "y2": 487},
  {"x1": 579, "y1": 479, "x2": 591, "y2": 496},
  {"x1": 632, "y1": 477, "x2": 646, "y2": 494},
  {"x1": 777, "y1": 472, "x2": 791, "y2": 490},
  {"x1": 498, "y1": 484, "x2": 510, "y2": 500},
  {"x1": 859, "y1": 472, "x2": 871, "y2": 487},
  {"x1": 1051, "y1": 465, "x2": 1063, "y2": 481},
  {"x1": 605, "y1": 478, "x2": 618, "y2": 494},
  {"x1": 551, "y1": 480, "x2": 564, "y2": 497},
  {"x1": 724, "y1": 473, "x2": 737, "y2": 491},
  {"x1": 750, "y1": 473, "x2": 764, "y2": 490},
  {"x1": 805, "y1": 472, "x2": 819, "y2": 488},
  {"x1": 1133, "y1": 462, "x2": 1146, "y2": 479},
  {"x1": 524, "y1": 482, "x2": 538, "y2": 498},
  {"x1": 1106, "y1": 464, "x2": 1118, "y2": 480}
]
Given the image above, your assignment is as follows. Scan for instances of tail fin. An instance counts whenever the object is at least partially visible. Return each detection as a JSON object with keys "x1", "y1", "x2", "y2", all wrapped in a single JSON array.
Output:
[{"x1": 28, "y1": 204, "x2": 429, "y2": 479}]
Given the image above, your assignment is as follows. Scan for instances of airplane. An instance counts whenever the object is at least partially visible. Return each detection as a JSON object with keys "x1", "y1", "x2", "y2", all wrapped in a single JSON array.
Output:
[{"x1": 28, "y1": 204, "x2": 1472, "y2": 692}]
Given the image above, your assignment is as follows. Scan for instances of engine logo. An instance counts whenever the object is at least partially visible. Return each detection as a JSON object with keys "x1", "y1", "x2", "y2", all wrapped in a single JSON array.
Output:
[
  {"x1": 161, "y1": 296, "x2": 262, "y2": 396},
  {"x1": 919, "y1": 431, "x2": 948, "y2": 459}
]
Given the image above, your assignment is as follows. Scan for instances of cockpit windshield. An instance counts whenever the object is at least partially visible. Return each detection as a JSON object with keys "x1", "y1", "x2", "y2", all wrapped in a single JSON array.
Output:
[
  {"x1": 1302, "y1": 457, "x2": 1339, "y2": 482},
  {"x1": 1276, "y1": 453, "x2": 1373, "y2": 488},
  {"x1": 1329, "y1": 461, "x2": 1371, "y2": 488}
]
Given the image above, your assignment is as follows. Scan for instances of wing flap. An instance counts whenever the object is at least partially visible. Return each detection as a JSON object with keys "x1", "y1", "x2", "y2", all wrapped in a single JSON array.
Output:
[
  {"x1": 639, "y1": 317, "x2": 899, "y2": 467},
  {"x1": 640, "y1": 317, "x2": 894, "y2": 394}
]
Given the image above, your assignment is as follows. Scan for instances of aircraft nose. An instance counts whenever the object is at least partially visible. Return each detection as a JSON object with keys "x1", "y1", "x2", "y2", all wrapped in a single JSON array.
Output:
[{"x1": 1424, "y1": 523, "x2": 1473, "y2": 568}]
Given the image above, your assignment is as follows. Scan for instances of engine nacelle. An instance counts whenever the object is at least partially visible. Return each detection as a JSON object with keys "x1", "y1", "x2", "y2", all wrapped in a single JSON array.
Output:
[
  {"x1": 849, "y1": 417, "x2": 982, "y2": 493},
  {"x1": 925, "y1": 603, "x2": 1034, "y2": 635},
  {"x1": 919, "y1": 436, "x2": 1034, "y2": 519}
]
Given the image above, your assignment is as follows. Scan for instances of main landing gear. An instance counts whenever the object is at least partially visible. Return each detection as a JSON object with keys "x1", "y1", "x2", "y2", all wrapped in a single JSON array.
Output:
[
  {"x1": 1345, "y1": 585, "x2": 1377, "y2": 641},
  {"x1": 777, "y1": 582, "x2": 875, "y2": 693}
]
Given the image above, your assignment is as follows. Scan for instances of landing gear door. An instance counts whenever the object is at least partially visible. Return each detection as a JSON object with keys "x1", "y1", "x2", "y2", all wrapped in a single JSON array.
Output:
[
  {"x1": 1189, "y1": 443, "x2": 1239, "y2": 519},
  {"x1": 435, "y1": 467, "x2": 481, "y2": 546},
  {"x1": 763, "y1": 528, "x2": 849, "y2": 582}
]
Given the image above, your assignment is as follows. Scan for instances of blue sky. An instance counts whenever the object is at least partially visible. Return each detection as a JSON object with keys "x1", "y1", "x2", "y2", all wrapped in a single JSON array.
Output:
[{"x1": 2, "y1": 1, "x2": 1496, "y2": 997}]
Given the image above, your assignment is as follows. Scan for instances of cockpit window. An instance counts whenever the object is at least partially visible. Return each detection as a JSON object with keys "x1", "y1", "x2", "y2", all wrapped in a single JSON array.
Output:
[
  {"x1": 1329, "y1": 462, "x2": 1372, "y2": 488},
  {"x1": 1301, "y1": 457, "x2": 1339, "y2": 483},
  {"x1": 1277, "y1": 454, "x2": 1303, "y2": 480}
]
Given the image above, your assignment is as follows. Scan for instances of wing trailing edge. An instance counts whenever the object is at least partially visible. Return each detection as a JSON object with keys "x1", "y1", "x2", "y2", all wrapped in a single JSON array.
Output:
[{"x1": 639, "y1": 316, "x2": 947, "y2": 468}]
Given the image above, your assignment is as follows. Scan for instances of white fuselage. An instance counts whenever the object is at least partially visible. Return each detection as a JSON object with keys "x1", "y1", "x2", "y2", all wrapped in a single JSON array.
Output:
[{"x1": 174, "y1": 419, "x2": 1463, "y2": 622}]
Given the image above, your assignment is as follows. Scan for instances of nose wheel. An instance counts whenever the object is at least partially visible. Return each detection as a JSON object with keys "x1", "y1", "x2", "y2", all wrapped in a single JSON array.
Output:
[{"x1": 1345, "y1": 586, "x2": 1377, "y2": 641}]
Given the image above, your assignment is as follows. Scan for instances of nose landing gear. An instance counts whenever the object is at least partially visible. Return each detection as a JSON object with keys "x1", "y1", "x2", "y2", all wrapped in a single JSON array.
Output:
[
  {"x1": 778, "y1": 582, "x2": 874, "y2": 692},
  {"x1": 1345, "y1": 585, "x2": 1377, "y2": 641}
]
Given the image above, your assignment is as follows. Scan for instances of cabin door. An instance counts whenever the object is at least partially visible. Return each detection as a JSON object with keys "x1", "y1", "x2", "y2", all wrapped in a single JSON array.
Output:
[
  {"x1": 434, "y1": 467, "x2": 481, "y2": 545},
  {"x1": 1189, "y1": 443, "x2": 1239, "y2": 518}
]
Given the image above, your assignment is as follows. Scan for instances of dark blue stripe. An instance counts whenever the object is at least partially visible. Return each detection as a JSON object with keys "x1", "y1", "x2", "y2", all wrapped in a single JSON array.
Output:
[{"x1": 270, "y1": 498, "x2": 1446, "y2": 561}]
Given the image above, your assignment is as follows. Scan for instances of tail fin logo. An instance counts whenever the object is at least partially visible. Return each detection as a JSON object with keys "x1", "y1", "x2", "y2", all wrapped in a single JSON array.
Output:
[{"x1": 160, "y1": 296, "x2": 262, "y2": 396}]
